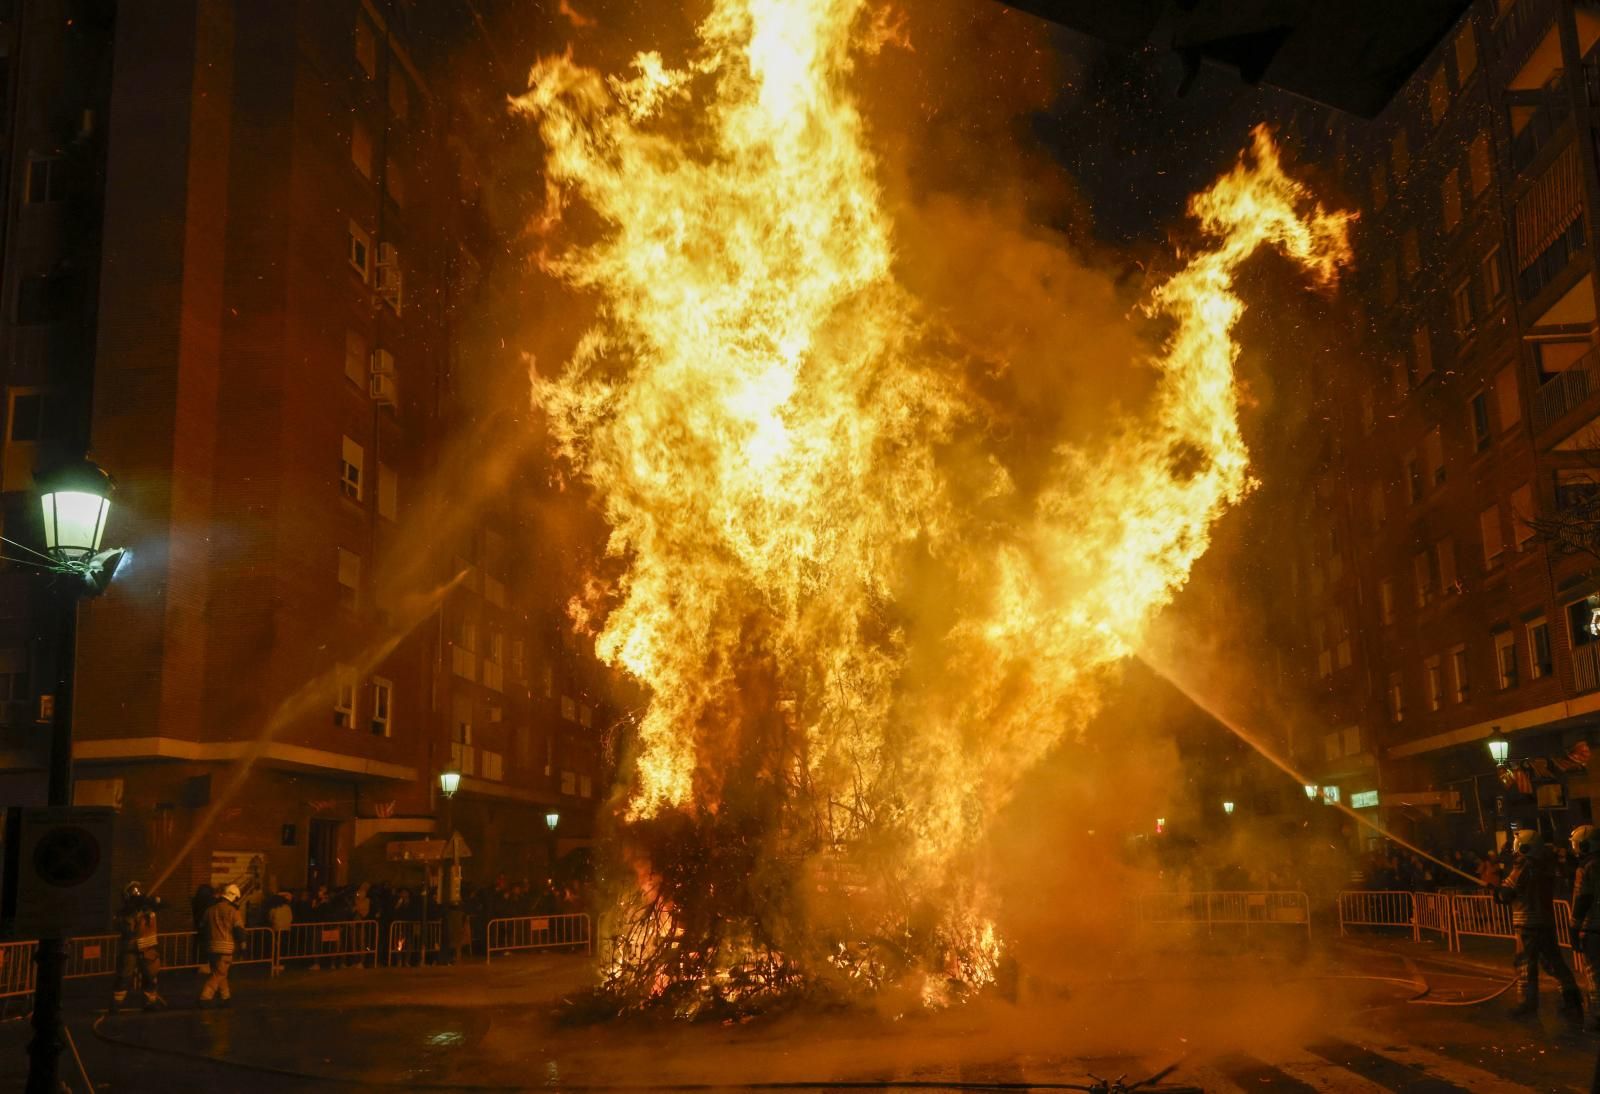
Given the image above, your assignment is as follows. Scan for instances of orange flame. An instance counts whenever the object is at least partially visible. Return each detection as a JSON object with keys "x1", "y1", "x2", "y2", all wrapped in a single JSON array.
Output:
[{"x1": 514, "y1": 0, "x2": 1350, "y2": 1003}]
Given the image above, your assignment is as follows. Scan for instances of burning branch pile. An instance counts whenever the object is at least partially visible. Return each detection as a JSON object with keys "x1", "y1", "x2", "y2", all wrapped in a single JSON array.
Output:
[{"x1": 514, "y1": 0, "x2": 1351, "y2": 1017}]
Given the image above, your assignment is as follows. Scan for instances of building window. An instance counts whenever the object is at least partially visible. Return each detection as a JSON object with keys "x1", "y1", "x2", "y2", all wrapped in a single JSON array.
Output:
[
  {"x1": 337, "y1": 547, "x2": 361, "y2": 608},
  {"x1": 580, "y1": 774, "x2": 593, "y2": 799},
  {"x1": 1448, "y1": 645, "x2": 1469, "y2": 703},
  {"x1": 1401, "y1": 228, "x2": 1420, "y2": 279},
  {"x1": 1455, "y1": 23, "x2": 1478, "y2": 83},
  {"x1": 25, "y1": 156, "x2": 61, "y2": 204},
  {"x1": 16, "y1": 272, "x2": 77, "y2": 325},
  {"x1": 1569, "y1": 597, "x2": 1600, "y2": 649},
  {"x1": 561, "y1": 695, "x2": 577, "y2": 721},
  {"x1": 1407, "y1": 453, "x2": 1424, "y2": 503},
  {"x1": 388, "y1": 68, "x2": 409, "y2": 120},
  {"x1": 1413, "y1": 326, "x2": 1434, "y2": 383},
  {"x1": 1496, "y1": 364, "x2": 1520, "y2": 428},
  {"x1": 486, "y1": 629, "x2": 503, "y2": 665},
  {"x1": 579, "y1": 703, "x2": 593, "y2": 728},
  {"x1": 370, "y1": 677, "x2": 392, "y2": 736},
  {"x1": 385, "y1": 161, "x2": 406, "y2": 208},
  {"x1": 1496, "y1": 631, "x2": 1518, "y2": 690},
  {"x1": 1423, "y1": 426, "x2": 1445, "y2": 486},
  {"x1": 344, "y1": 330, "x2": 368, "y2": 386},
  {"x1": 1469, "y1": 132, "x2": 1491, "y2": 196},
  {"x1": 1529, "y1": 618, "x2": 1553, "y2": 678},
  {"x1": 1470, "y1": 391, "x2": 1491, "y2": 450},
  {"x1": 1425, "y1": 655, "x2": 1444, "y2": 711},
  {"x1": 351, "y1": 119, "x2": 374, "y2": 179},
  {"x1": 561, "y1": 770, "x2": 577, "y2": 795},
  {"x1": 334, "y1": 664, "x2": 357, "y2": 728},
  {"x1": 453, "y1": 615, "x2": 477, "y2": 653},
  {"x1": 1413, "y1": 550, "x2": 1433, "y2": 607},
  {"x1": 1452, "y1": 280, "x2": 1473, "y2": 334},
  {"x1": 510, "y1": 639, "x2": 526, "y2": 679},
  {"x1": 1427, "y1": 65, "x2": 1450, "y2": 125},
  {"x1": 1557, "y1": 468, "x2": 1600, "y2": 513},
  {"x1": 544, "y1": 665, "x2": 554, "y2": 699},
  {"x1": 355, "y1": 17, "x2": 377, "y2": 78},
  {"x1": 1441, "y1": 169, "x2": 1462, "y2": 234},
  {"x1": 1387, "y1": 672, "x2": 1405, "y2": 723},
  {"x1": 1436, "y1": 537, "x2": 1457, "y2": 593},
  {"x1": 340, "y1": 436, "x2": 364, "y2": 501},
  {"x1": 1483, "y1": 246, "x2": 1505, "y2": 302},
  {"x1": 1379, "y1": 577, "x2": 1396, "y2": 624},
  {"x1": 1481, "y1": 503, "x2": 1504, "y2": 567},
  {"x1": 1510, "y1": 482, "x2": 1535, "y2": 549},
  {"x1": 378, "y1": 463, "x2": 397, "y2": 521},
  {"x1": 1392, "y1": 129, "x2": 1410, "y2": 179},
  {"x1": 348, "y1": 220, "x2": 372, "y2": 282}
]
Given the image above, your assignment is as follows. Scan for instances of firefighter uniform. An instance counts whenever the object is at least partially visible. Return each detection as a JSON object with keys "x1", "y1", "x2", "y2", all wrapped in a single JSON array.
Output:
[
  {"x1": 109, "y1": 883, "x2": 164, "y2": 1012},
  {"x1": 198, "y1": 884, "x2": 246, "y2": 1006},
  {"x1": 1570, "y1": 825, "x2": 1600, "y2": 1031},
  {"x1": 1501, "y1": 830, "x2": 1582, "y2": 1018}
]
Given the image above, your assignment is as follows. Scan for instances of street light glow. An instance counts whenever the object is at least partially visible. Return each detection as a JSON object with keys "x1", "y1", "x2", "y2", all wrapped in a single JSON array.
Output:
[
  {"x1": 545, "y1": 811, "x2": 560, "y2": 831},
  {"x1": 1304, "y1": 784, "x2": 1317, "y2": 800},
  {"x1": 1487, "y1": 726, "x2": 1509, "y2": 765},
  {"x1": 37, "y1": 460, "x2": 112, "y2": 565},
  {"x1": 1222, "y1": 800, "x2": 1235, "y2": 815},
  {"x1": 439, "y1": 767, "x2": 461, "y2": 798}
]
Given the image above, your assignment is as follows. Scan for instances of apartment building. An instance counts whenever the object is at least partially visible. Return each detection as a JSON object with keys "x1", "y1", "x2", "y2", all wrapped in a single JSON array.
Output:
[
  {"x1": 0, "y1": 1, "x2": 608, "y2": 916},
  {"x1": 1282, "y1": 0, "x2": 1600, "y2": 851}
]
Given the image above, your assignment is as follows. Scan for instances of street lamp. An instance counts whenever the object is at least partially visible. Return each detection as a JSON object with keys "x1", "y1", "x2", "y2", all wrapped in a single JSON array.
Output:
[
  {"x1": 1304, "y1": 784, "x2": 1318, "y2": 800},
  {"x1": 438, "y1": 766, "x2": 461, "y2": 799},
  {"x1": 1487, "y1": 726, "x2": 1509, "y2": 766},
  {"x1": 27, "y1": 458, "x2": 122, "y2": 1094},
  {"x1": 545, "y1": 811, "x2": 560, "y2": 832},
  {"x1": 1222, "y1": 800, "x2": 1235, "y2": 815}
]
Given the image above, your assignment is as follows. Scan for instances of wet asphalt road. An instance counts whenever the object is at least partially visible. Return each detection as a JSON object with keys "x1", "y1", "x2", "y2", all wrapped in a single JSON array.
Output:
[{"x1": 0, "y1": 942, "x2": 1594, "y2": 1092}]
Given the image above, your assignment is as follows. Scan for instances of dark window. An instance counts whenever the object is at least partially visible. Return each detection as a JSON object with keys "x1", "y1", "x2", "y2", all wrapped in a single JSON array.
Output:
[
  {"x1": 1532, "y1": 621, "x2": 1554, "y2": 676},
  {"x1": 25, "y1": 158, "x2": 57, "y2": 204},
  {"x1": 10, "y1": 392, "x2": 41, "y2": 441},
  {"x1": 1407, "y1": 458, "x2": 1424, "y2": 503},
  {"x1": 16, "y1": 273, "x2": 77, "y2": 325},
  {"x1": 1471, "y1": 392, "x2": 1491, "y2": 450},
  {"x1": 1569, "y1": 599, "x2": 1598, "y2": 648}
]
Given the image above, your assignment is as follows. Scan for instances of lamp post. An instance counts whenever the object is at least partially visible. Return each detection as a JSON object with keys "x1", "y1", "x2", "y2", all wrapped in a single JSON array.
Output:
[
  {"x1": 545, "y1": 810, "x2": 560, "y2": 887},
  {"x1": 27, "y1": 458, "x2": 122, "y2": 1094},
  {"x1": 437, "y1": 766, "x2": 461, "y2": 965}
]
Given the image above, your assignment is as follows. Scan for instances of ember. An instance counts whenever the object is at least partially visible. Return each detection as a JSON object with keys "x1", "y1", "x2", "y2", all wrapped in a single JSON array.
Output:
[{"x1": 514, "y1": 0, "x2": 1350, "y2": 1016}]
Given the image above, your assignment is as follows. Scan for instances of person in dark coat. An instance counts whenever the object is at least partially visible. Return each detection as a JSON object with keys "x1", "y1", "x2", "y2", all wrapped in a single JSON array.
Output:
[
  {"x1": 1500, "y1": 829, "x2": 1582, "y2": 1018},
  {"x1": 1570, "y1": 825, "x2": 1600, "y2": 1031}
]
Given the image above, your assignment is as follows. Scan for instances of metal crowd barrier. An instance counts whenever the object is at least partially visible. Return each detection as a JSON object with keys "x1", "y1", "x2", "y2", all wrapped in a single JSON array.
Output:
[
  {"x1": 1449, "y1": 892, "x2": 1514, "y2": 949},
  {"x1": 1336, "y1": 891, "x2": 1414, "y2": 937},
  {"x1": 1413, "y1": 891, "x2": 1451, "y2": 943},
  {"x1": 0, "y1": 940, "x2": 35, "y2": 1006},
  {"x1": 386, "y1": 921, "x2": 442, "y2": 965},
  {"x1": 274, "y1": 919, "x2": 378, "y2": 967},
  {"x1": 485, "y1": 913, "x2": 593, "y2": 962},
  {"x1": 1134, "y1": 892, "x2": 1311, "y2": 942},
  {"x1": 62, "y1": 928, "x2": 278, "y2": 979}
]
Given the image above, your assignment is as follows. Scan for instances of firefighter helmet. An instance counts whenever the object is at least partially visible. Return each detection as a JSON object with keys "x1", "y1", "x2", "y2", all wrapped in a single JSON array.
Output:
[
  {"x1": 1573, "y1": 825, "x2": 1597, "y2": 855},
  {"x1": 222, "y1": 883, "x2": 242, "y2": 904},
  {"x1": 1514, "y1": 828, "x2": 1541, "y2": 851},
  {"x1": 123, "y1": 881, "x2": 142, "y2": 899}
]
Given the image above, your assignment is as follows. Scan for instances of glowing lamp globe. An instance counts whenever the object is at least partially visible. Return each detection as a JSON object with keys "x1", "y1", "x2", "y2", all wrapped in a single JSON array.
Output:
[
  {"x1": 545, "y1": 811, "x2": 560, "y2": 832},
  {"x1": 1487, "y1": 727, "x2": 1509, "y2": 766},
  {"x1": 1304, "y1": 784, "x2": 1318, "y2": 800},
  {"x1": 37, "y1": 459, "x2": 112, "y2": 565},
  {"x1": 1222, "y1": 800, "x2": 1235, "y2": 815},
  {"x1": 438, "y1": 767, "x2": 461, "y2": 798}
]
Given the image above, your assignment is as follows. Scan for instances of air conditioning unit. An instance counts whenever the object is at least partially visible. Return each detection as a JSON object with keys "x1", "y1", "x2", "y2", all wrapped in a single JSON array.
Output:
[
  {"x1": 369, "y1": 372, "x2": 398, "y2": 407},
  {"x1": 375, "y1": 242, "x2": 403, "y2": 315}
]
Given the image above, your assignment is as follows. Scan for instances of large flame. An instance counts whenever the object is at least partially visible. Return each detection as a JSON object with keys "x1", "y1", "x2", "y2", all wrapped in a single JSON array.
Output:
[{"x1": 515, "y1": 0, "x2": 1350, "y2": 1011}]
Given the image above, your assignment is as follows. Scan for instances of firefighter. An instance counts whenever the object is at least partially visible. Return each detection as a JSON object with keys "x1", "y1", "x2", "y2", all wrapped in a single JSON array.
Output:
[
  {"x1": 109, "y1": 881, "x2": 165, "y2": 1012},
  {"x1": 197, "y1": 883, "x2": 246, "y2": 1008},
  {"x1": 1500, "y1": 828, "x2": 1583, "y2": 1018},
  {"x1": 1571, "y1": 824, "x2": 1600, "y2": 1031}
]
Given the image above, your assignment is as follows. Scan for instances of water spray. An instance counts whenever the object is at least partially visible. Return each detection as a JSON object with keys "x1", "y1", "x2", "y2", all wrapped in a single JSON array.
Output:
[
  {"x1": 1134, "y1": 652, "x2": 1484, "y2": 890},
  {"x1": 148, "y1": 571, "x2": 468, "y2": 895}
]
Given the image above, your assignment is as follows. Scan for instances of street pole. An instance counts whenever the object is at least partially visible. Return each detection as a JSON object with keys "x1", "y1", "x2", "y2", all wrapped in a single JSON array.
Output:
[{"x1": 26, "y1": 580, "x2": 80, "y2": 1094}]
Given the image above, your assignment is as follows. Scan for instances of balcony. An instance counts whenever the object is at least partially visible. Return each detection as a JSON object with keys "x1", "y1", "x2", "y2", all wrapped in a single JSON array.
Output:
[
  {"x1": 450, "y1": 741, "x2": 477, "y2": 776},
  {"x1": 1574, "y1": 641, "x2": 1600, "y2": 692},
  {"x1": 1499, "y1": 0, "x2": 1558, "y2": 90},
  {"x1": 1509, "y1": 75, "x2": 1571, "y2": 173},
  {"x1": 1518, "y1": 214, "x2": 1587, "y2": 301},
  {"x1": 1533, "y1": 344, "x2": 1600, "y2": 433}
]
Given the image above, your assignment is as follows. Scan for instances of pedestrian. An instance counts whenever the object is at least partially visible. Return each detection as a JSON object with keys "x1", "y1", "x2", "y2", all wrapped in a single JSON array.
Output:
[
  {"x1": 198, "y1": 883, "x2": 247, "y2": 1008},
  {"x1": 1478, "y1": 853, "x2": 1503, "y2": 889},
  {"x1": 267, "y1": 891, "x2": 293, "y2": 973},
  {"x1": 109, "y1": 881, "x2": 166, "y2": 1013},
  {"x1": 1499, "y1": 829, "x2": 1583, "y2": 1019},
  {"x1": 1570, "y1": 825, "x2": 1600, "y2": 1032}
]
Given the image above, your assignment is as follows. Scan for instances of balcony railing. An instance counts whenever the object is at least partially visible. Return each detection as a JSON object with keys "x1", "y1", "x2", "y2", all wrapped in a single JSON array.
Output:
[
  {"x1": 1511, "y1": 75, "x2": 1571, "y2": 172},
  {"x1": 1499, "y1": 0, "x2": 1558, "y2": 86},
  {"x1": 1518, "y1": 214, "x2": 1587, "y2": 301},
  {"x1": 1574, "y1": 641, "x2": 1600, "y2": 693},
  {"x1": 1533, "y1": 344, "x2": 1600, "y2": 433}
]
